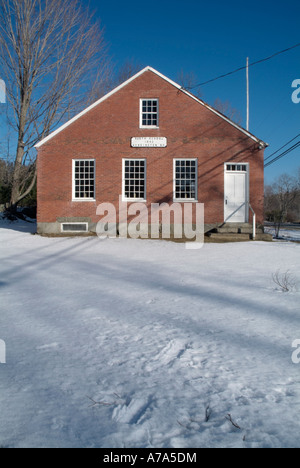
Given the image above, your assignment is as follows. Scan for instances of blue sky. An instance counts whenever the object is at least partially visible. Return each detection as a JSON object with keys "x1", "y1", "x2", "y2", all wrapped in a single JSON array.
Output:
[
  {"x1": 91, "y1": 0, "x2": 300, "y2": 184},
  {"x1": 1, "y1": 0, "x2": 300, "y2": 185}
]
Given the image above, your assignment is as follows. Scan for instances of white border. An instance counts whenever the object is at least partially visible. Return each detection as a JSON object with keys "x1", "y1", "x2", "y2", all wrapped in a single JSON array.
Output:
[{"x1": 35, "y1": 66, "x2": 267, "y2": 149}]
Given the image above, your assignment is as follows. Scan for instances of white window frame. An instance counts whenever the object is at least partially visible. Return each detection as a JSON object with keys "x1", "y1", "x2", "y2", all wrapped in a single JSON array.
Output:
[
  {"x1": 122, "y1": 158, "x2": 147, "y2": 202},
  {"x1": 72, "y1": 159, "x2": 96, "y2": 201},
  {"x1": 225, "y1": 163, "x2": 248, "y2": 173},
  {"x1": 139, "y1": 98, "x2": 159, "y2": 128},
  {"x1": 173, "y1": 158, "x2": 198, "y2": 202}
]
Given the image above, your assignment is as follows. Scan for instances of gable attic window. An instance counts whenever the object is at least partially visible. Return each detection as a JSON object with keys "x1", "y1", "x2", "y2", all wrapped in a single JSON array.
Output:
[
  {"x1": 73, "y1": 159, "x2": 95, "y2": 200},
  {"x1": 140, "y1": 99, "x2": 159, "y2": 128}
]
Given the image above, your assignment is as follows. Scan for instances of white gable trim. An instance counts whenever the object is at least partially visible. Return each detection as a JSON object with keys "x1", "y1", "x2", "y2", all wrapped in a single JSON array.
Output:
[
  {"x1": 35, "y1": 66, "x2": 267, "y2": 148},
  {"x1": 35, "y1": 67, "x2": 150, "y2": 148},
  {"x1": 149, "y1": 67, "x2": 266, "y2": 146}
]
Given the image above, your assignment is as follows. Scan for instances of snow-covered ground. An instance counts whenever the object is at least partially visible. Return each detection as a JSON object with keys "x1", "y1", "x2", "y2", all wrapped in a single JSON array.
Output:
[{"x1": 0, "y1": 217, "x2": 300, "y2": 448}]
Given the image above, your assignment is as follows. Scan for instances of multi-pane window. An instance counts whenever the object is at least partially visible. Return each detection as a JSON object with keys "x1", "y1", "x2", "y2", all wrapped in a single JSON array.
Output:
[
  {"x1": 174, "y1": 159, "x2": 197, "y2": 200},
  {"x1": 226, "y1": 164, "x2": 247, "y2": 172},
  {"x1": 73, "y1": 159, "x2": 95, "y2": 200},
  {"x1": 123, "y1": 159, "x2": 146, "y2": 200},
  {"x1": 140, "y1": 99, "x2": 159, "y2": 127}
]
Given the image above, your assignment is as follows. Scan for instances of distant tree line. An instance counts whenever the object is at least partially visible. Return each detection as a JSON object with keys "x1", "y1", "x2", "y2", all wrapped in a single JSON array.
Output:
[{"x1": 264, "y1": 169, "x2": 300, "y2": 237}]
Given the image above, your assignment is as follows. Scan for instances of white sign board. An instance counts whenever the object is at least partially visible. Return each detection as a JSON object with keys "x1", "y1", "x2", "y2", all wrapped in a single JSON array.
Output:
[{"x1": 131, "y1": 137, "x2": 167, "y2": 148}]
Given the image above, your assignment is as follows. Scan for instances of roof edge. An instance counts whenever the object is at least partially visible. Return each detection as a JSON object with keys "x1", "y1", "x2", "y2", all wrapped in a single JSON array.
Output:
[
  {"x1": 140, "y1": 67, "x2": 267, "y2": 146},
  {"x1": 35, "y1": 66, "x2": 153, "y2": 148},
  {"x1": 35, "y1": 66, "x2": 267, "y2": 148}
]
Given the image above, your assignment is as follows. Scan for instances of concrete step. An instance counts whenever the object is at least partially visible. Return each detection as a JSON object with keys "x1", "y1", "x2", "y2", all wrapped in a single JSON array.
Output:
[
  {"x1": 205, "y1": 232, "x2": 273, "y2": 242},
  {"x1": 206, "y1": 232, "x2": 251, "y2": 242},
  {"x1": 253, "y1": 233, "x2": 273, "y2": 242},
  {"x1": 214, "y1": 223, "x2": 264, "y2": 235}
]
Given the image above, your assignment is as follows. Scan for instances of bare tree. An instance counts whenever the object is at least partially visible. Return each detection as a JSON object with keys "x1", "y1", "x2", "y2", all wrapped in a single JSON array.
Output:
[
  {"x1": 272, "y1": 270, "x2": 297, "y2": 292},
  {"x1": 176, "y1": 72, "x2": 241, "y2": 124},
  {"x1": 177, "y1": 69, "x2": 202, "y2": 98},
  {"x1": 0, "y1": 0, "x2": 111, "y2": 210},
  {"x1": 213, "y1": 98, "x2": 242, "y2": 125},
  {"x1": 0, "y1": 159, "x2": 13, "y2": 205},
  {"x1": 265, "y1": 173, "x2": 299, "y2": 237},
  {"x1": 88, "y1": 59, "x2": 145, "y2": 102},
  {"x1": 115, "y1": 60, "x2": 144, "y2": 86}
]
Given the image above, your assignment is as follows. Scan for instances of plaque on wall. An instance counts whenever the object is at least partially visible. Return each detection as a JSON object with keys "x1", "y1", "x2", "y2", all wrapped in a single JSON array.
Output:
[{"x1": 131, "y1": 137, "x2": 167, "y2": 148}]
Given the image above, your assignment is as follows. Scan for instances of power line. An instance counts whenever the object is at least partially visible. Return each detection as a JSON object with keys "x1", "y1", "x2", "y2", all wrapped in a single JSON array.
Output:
[
  {"x1": 187, "y1": 42, "x2": 300, "y2": 89},
  {"x1": 264, "y1": 141, "x2": 300, "y2": 168},
  {"x1": 264, "y1": 132, "x2": 300, "y2": 162},
  {"x1": 264, "y1": 140, "x2": 300, "y2": 168}
]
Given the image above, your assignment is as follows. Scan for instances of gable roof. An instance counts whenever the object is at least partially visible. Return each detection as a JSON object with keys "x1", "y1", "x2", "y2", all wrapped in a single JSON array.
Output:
[{"x1": 35, "y1": 66, "x2": 267, "y2": 149}]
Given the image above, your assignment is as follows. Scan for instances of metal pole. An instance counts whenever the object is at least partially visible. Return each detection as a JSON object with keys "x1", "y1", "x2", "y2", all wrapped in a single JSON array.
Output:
[{"x1": 246, "y1": 57, "x2": 249, "y2": 131}]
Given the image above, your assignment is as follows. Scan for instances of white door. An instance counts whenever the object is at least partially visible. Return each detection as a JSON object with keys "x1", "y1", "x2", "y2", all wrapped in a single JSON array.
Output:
[{"x1": 224, "y1": 164, "x2": 248, "y2": 223}]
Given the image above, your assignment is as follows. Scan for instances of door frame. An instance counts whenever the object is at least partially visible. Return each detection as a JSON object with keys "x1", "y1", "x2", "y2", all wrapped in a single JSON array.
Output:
[{"x1": 224, "y1": 163, "x2": 249, "y2": 223}]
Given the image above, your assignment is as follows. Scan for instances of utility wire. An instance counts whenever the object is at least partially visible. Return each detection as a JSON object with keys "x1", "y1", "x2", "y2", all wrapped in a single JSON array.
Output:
[
  {"x1": 187, "y1": 42, "x2": 300, "y2": 89},
  {"x1": 264, "y1": 132, "x2": 300, "y2": 162},
  {"x1": 182, "y1": 41, "x2": 300, "y2": 168},
  {"x1": 264, "y1": 140, "x2": 300, "y2": 168}
]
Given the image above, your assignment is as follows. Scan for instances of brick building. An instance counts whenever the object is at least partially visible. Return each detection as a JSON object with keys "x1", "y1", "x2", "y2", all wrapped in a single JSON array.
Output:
[{"x1": 35, "y1": 66, "x2": 267, "y2": 236}]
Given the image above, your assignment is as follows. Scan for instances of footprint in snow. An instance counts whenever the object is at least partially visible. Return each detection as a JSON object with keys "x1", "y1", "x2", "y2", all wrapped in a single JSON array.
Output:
[
  {"x1": 112, "y1": 396, "x2": 152, "y2": 425},
  {"x1": 36, "y1": 342, "x2": 59, "y2": 351},
  {"x1": 145, "y1": 339, "x2": 189, "y2": 371}
]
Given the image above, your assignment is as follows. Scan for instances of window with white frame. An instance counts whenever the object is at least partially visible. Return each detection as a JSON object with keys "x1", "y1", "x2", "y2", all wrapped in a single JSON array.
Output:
[
  {"x1": 73, "y1": 159, "x2": 95, "y2": 200},
  {"x1": 226, "y1": 164, "x2": 247, "y2": 172},
  {"x1": 140, "y1": 99, "x2": 159, "y2": 127},
  {"x1": 174, "y1": 159, "x2": 197, "y2": 200},
  {"x1": 123, "y1": 159, "x2": 146, "y2": 200}
]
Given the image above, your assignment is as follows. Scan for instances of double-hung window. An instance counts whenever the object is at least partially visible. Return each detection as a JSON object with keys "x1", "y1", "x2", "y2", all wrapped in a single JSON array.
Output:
[
  {"x1": 73, "y1": 159, "x2": 95, "y2": 200},
  {"x1": 174, "y1": 159, "x2": 197, "y2": 201},
  {"x1": 122, "y1": 159, "x2": 146, "y2": 201},
  {"x1": 140, "y1": 99, "x2": 159, "y2": 127}
]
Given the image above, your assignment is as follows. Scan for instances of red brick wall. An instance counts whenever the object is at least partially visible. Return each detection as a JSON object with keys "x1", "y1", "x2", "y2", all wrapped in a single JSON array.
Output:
[{"x1": 37, "y1": 70, "x2": 265, "y2": 226}]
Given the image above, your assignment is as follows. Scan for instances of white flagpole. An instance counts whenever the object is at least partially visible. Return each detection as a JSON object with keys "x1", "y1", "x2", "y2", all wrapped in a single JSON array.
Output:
[{"x1": 246, "y1": 57, "x2": 249, "y2": 131}]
